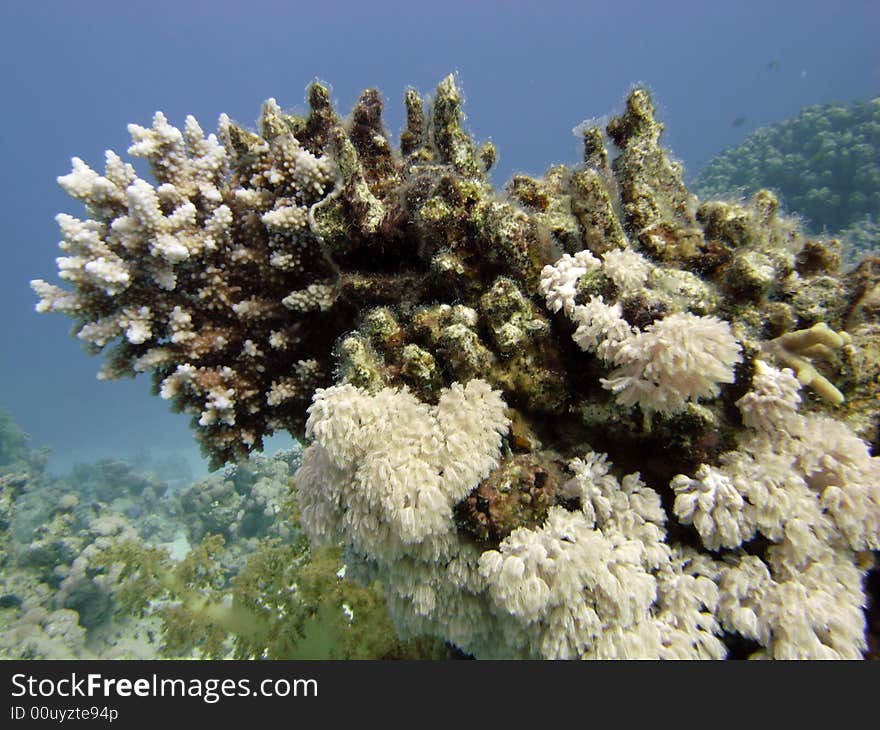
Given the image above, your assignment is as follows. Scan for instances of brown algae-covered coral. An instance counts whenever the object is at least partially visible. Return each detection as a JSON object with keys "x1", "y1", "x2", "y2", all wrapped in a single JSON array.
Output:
[{"x1": 33, "y1": 76, "x2": 880, "y2": 658}]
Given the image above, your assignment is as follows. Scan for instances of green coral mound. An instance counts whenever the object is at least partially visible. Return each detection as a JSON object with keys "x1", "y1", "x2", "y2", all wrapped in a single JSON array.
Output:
[{"x1": 694, "y1": 98, "x2": 880, "y2": 239}]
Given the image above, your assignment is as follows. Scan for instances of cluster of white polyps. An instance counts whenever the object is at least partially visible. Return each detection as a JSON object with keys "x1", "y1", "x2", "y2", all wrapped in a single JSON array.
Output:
[
  {"x1": 293, "y1": 367, "x2": 877, "y2": 658},
  {"x1": 294, "y1": 379, "x2": 729, "y2": 659},
  {"x1": 479, "y1": 452, "x2": 725, "y2": 659},
  {"x1": 295, "y1": 379, "x2": 510, "y2": 560},
  {"x1": 539, "y1": 248, "x2": 742, "y2": 416},
  {"x1": 671, "y1": 359, "x2": 880, "y2": 658}
]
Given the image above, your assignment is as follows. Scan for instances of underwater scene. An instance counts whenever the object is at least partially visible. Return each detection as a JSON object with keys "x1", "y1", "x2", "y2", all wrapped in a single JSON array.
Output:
[{"x1": 1, "y1": 1, "x2": 879, "y2": 660}]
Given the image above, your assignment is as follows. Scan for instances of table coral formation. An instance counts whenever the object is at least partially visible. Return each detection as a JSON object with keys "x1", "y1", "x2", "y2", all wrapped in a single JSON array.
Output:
[{"x1": 32, "y1": 76, "x2": 880, "y2": 658}]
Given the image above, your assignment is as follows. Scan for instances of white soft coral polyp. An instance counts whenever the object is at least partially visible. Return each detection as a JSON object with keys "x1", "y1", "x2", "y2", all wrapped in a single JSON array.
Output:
[{"x1": 295, "y1": 379, "x2": 509, "y2": 559}]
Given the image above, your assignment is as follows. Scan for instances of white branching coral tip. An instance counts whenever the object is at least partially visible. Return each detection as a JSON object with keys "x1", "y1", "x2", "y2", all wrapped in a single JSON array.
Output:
[
  {"x1": 120, "y1": 306, "x2": 152, "y2": 344},
  {"x1": 601, "y1": 313, "x2": 742, "y2": 415},
  {"x1": 199, "y1": 386, "x2": 237, "y2": 426},
  {"x1": 58, "y1": 157, "x2": 120, "y2": 205},
  {"x1": 292, "y1": 147, "x2": 333, "y2": 197},
  {"x1": 282, "y1": 282, "x2": 337, "y2": 312},
  {"x1": 30, "y1": 279, "x2": 81, "y2": 314},
  {"x1": 261, "y1": 204, "x2": 309, "y2": 232}
]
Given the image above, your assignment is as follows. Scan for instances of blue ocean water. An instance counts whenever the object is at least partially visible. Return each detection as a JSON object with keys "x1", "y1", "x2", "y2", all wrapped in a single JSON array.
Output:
[{"x1": 1, "y1": 0, "x2": 877, "y2": 475}]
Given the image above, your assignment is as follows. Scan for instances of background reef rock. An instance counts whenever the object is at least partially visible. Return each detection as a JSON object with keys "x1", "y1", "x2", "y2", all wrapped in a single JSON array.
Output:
[
  {"x1": 2, "y1": 408, "x2": 434, "y2": 660},
  {"x1": 29, "y1": 76, "x2": 880, "y2": 659}
]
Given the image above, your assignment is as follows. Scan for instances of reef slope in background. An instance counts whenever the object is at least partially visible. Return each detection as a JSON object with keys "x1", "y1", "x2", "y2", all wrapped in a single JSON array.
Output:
[
  {"x1": 695, "y1": 97, "x2": 880, "y2": 257},
  {"x1": 23, "y1": 76, "x2": 880, "y2": 659}
]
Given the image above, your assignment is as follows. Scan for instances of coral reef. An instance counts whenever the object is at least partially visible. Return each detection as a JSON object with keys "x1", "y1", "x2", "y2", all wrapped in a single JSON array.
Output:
[
  {"x1": 101, "y1": 532, "x2": 447, "y2": 659},
  {"x1": 32, "y1": 76, "x2": 880, "y2": 658},
  {"x1": 178, "y1": 449, "x2": 299, "y2": 546},
  {"x1": 1, "y1": 404, "x2": 434, "y2": 659},
  {"x1": 694, "y1": 98, "x2": 880, "y2": 243}
]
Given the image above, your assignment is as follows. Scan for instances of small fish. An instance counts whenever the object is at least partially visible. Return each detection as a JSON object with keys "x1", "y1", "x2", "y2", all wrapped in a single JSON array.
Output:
[
  {"x1": 732, "y1": 116, "x2": 747, "y2": 128},
  {"x1": 766, "y1": 59, "x2": 780, "y2": 71}
]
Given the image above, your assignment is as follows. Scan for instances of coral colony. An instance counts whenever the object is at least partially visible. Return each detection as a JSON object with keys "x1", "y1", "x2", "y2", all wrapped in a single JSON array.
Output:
[
  {"x1": 694, "y1": 97, "x2": 880, "y2": 265},
  {"x1": 695, "y1": 98, "x2": 880, "y2": 237},
  {"x1": 32, "y1": 76, "x2": 880, "y2": 658}
]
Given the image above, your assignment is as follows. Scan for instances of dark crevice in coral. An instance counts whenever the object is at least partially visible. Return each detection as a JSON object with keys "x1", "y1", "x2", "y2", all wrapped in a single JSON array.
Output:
[{"x1": 722, "y1": 632, "x2": 762, "y2": 660}]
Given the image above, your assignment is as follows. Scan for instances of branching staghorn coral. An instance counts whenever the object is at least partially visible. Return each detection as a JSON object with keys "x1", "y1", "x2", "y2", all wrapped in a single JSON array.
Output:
[
  {"x1": 34, "y1": 76, "x2": 880, "y2": 658},
  {"x1": 32, "y1": 99, "x2": 340, "y2": 468}
]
